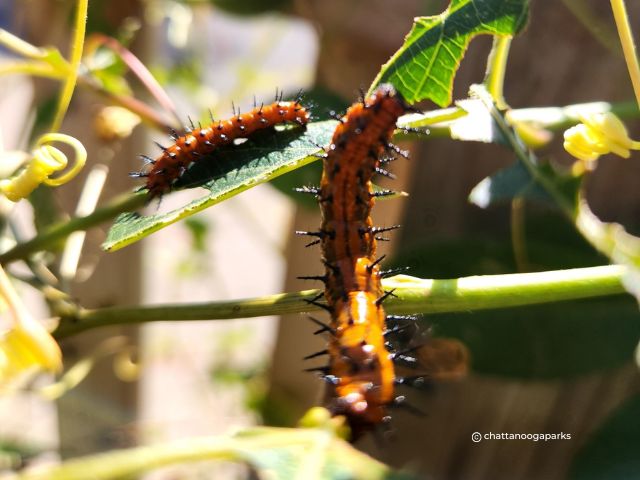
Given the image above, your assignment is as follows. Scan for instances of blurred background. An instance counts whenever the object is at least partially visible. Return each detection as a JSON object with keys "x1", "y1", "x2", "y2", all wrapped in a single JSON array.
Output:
[{"x1": 1, "y1": 0, "x2": 640, "y2": 479}]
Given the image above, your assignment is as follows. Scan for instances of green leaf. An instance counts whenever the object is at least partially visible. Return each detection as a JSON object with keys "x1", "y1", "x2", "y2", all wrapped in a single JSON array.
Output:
[
  {"x1": 469, "y1": 161, "x2": 552, "y2": 208},
  {"x1": 370, "y1": 0, "x2": 529, "y2": 106},
  {"x1": 569, "y1": 395, "x2": 640, "y2": 480},
  {"x1": 85, "y1": 47, "x2": 132, "y2": 96},
  {"x1": 469, "y1": 160, "x2": 581, "y2": 209},
  {"x1": 103, "y1": 121, "x2": 336, "y2": 252}
]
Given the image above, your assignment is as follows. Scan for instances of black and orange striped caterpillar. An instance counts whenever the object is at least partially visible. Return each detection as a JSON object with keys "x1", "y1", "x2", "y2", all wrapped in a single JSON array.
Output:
[
  {"x1": 131, "y1": 91, "x2": 310, "y2": 198},
  {"x1": 298, "y1": 84, "x2": 423, "y2": 439}
]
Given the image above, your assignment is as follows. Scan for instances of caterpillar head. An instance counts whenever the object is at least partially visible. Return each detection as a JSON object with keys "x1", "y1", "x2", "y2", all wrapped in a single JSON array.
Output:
[
  {"x1": 366, "y1": 83, "x2": 410, "y2": 115},
  {"x1": 329, "y1": 387, "x2": 389, "y2": 441}
]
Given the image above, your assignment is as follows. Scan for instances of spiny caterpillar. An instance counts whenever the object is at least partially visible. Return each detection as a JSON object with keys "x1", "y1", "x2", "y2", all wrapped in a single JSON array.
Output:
[
  {"x1": 298, "y1": 84, "x2": 419, "y2": 439},
  {"x1": 131, "y1": 91, "x2": 310, "y2": 198}
]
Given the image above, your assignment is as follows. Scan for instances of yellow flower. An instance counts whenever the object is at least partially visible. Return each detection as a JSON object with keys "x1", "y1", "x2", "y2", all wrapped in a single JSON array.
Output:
[
  {"x1": 0, "y1": 265, "x2": 61, "y2": 389},
  {"x1": 0, "y1": 315, "x2": 62, "y2": 387},
  {"x1": 563, "y1": 112, "x2": 640, "y2": 173}
]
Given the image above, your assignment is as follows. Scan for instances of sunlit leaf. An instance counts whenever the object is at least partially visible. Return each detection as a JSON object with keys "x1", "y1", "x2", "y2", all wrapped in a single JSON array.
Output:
[
  {"x1": 103, "y1": 121, "x2": 336, "y2": 252},
  {"x1": 371, "y1": 0, "x2": 529, "y2": 106}
]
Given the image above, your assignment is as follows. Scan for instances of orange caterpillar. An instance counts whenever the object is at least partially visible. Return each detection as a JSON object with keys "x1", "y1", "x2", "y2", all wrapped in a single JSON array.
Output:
[
  {"x1": 299, "y1": 84, "x2": 412, "y2": 438},
  {"x1": 132, "y1": 92, "x2": 310, "y2": 198}
]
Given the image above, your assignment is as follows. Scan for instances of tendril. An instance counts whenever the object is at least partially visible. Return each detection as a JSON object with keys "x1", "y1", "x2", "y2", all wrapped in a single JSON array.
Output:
[{"x1": 0, "y1": 133, "x2": 87, "y2": 202}]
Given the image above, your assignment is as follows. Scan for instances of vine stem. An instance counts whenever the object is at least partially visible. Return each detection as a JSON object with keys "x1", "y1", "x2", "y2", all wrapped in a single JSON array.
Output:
[
  {"x1": 611, "y1": 0, "x2": 640, "y2": 108},
  {"x1": 0, "y1": 192, "x2": 145, "y2": 264},
  {"x1": 85, "y1": 34, "x2": 181, "y2": 127},
  {"x1": 14, "y1": 427, "x2": 387, "y2": 480},
  {"x1": 0, "y1": 63, "x2": 66, "y2": 79},
  {"x1": 510, "y1": 197, "x2": 529, "y2": 272},
  {"x1": 0, "y1": 28, "x2": 47, "y2": 58},
  {"x1": 398, "y1": 100, "x2": 640, "y2": 140},
  {"x1": 53, "y1": 265, "x2": 627, "y2": 339},
  {"x1": 484, "y1": 36, "x2": 512, "y2": 109},
  {"x1": 49, "y1": 0, "x2": 88, "y2": 133}
]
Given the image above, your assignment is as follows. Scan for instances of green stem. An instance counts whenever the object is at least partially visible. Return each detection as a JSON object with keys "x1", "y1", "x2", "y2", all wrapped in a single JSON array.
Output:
[
  {"x1": 472, "y1": 85, "x2": 575, "y2": 213},
  {"x1": 611, "y1": 0, "x2": 640, "y2": 108},
  {"x1": 86, "y1": 34, "x2": 181, "y2": 126},
  {"x1": 54, "y1": 288, "x2": 319, "y2": 338},
  {"x1": 510, "y1": 197, "x2": 529, "y2": 271},
  {"x1": 49, "y1": 0, "x2": 88, "y2": 133},
  {"x1": 19, "y1": 439, "x2": 235, "y2": 480},
  {"x1": 15, "y1": 426, "x2": 387, "y2": 480},
  {"x1": 0, "y1": 192, "x2": 145, "y2": 264},
  {"x1": 80, "y1": 76, "x2": 178, "y2": 131},
  {"x1": 484, "y1": 36, "x2": 512, "y2": 109},
  {"x1": 0, "y1": 28, "x2": 47, "y2": 59},
  {"x1": 53, "y1": 265, "x2": 627, "y2": 339},
  {"x1": 0, "y1": 62, "x2": 66, "y2": 79},
  {"x1": 385, "y1": 265, "x2": 626, "y2": 314},
  {"x1": 505, "y1": 100, "x2": 640, "y2": 131},
  {"x1": 398, "y1": 100, "x2": 640, "y2": 139}
]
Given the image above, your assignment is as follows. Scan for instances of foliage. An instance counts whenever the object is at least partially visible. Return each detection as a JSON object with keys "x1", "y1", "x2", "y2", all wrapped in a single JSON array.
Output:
[
  {"x1": 370, "y1": 0, "x2": 529, "y2": 106},
  {"x1": 104, "y1": 121, "x2": 335, "y2": 251},
  {"x1": 1, "y1": 0, "x2": 640, "y2": 478}
]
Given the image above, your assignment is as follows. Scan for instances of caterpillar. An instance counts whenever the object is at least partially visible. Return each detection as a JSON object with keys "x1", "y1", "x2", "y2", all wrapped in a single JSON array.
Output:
[
  {"x1": 299, "y1": 84, "x2": 415, "y2": 439},
  {"x1": 131, "y1": 92, "x2": 310, "y2": 198}
]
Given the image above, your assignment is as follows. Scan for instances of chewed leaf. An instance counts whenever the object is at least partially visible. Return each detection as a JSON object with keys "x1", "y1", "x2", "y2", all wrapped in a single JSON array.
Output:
[
  {"x1": 370, "y1": 0, "x2": 529, "y2": 106},
  {"x1": 103, "y1": 121, "x2": 336, "y2": 252}
]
